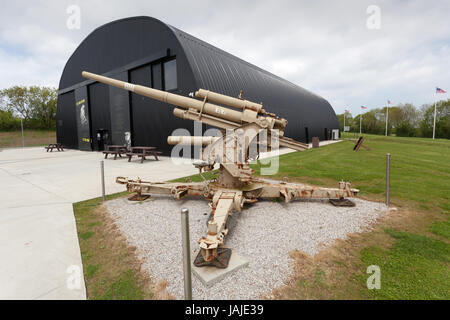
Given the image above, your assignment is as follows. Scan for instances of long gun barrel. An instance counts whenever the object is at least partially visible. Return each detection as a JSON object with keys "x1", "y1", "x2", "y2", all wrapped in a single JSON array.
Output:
[
  {"x1": 82, "y1": 71, "x2": 308, "y2": 151},
  {"x1": 83, "y1": 71, "x2": 256, "y2": 126},
  {"x1": 193, "y1": 89, "x2": 264, "y2": 113}
]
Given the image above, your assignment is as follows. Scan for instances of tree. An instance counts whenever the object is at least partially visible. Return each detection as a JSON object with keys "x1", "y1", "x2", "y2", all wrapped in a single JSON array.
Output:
[
  {"x1": 0, "y1": 85, "x2": 58, "y2": 129},
  {"x1": 0, "y1": 110, "x2": 20, "y2": 131},
  {"x1": 363, "y1": 110, "x2": 384, "y2": 134},
  {"x1": 420, "y1": 100, "x2": 450, "y2": 139},
  {"x1": 395, "y1": 103, "x2": 419, "y2": 137},
  {"x1": 336, "y1": 100, "x2": 448, "y2": 139},
  {"x1": 29, "y1": 86, "x2": 58, "y2": 129},
  {"x1": 0, "y1": 86, "x2": 32, "y2": 121}
]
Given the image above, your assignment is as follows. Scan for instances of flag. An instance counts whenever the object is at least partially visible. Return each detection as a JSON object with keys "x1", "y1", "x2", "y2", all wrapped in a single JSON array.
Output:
[
  {"x1": 387, "y1": 100, "x2": 393, "y2": 104},
  {"x1": 345, "y1": 109, "x2": 350, "y2": 113},
  {"x1": 361, "y1": 106, "x2": 367, "y2": 109},
  {"x1": 436, "y1": 87, "x2": 447, "y2": 94}
]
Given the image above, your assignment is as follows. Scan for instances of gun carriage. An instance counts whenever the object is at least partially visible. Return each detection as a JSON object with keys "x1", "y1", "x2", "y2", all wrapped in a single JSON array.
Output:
[{"x1": 82, "y1": 71, "x2": 359, "y2": 268}]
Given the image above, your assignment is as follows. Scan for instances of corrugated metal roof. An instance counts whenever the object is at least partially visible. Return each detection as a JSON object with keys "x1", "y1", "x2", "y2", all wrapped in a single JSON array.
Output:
[
  {"x1": 58, "y1": 16, "x2": 338, "y2": 144},
  {"x1": 168, "y1": 24, "x2": 338, "y2": 140}
]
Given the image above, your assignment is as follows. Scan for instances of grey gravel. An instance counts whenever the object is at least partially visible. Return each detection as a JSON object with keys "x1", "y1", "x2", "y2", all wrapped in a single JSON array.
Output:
[{"x1": 105, "y1": 196, "x2": 388, "y2": 300}]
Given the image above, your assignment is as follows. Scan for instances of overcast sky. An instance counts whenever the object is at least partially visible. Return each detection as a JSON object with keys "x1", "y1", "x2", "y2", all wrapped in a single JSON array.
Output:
[{"x1": 0, "y1": 0, "x2": 449, "y2": 115}]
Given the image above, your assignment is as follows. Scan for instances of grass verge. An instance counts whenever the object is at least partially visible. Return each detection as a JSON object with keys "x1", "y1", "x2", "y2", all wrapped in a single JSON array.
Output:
[
  {"x1": 73, "y1": 192, "x2": 158, "y2": 300},
  {"x1": 0, "y1": 130, "x2": 56, "y2": 148}
]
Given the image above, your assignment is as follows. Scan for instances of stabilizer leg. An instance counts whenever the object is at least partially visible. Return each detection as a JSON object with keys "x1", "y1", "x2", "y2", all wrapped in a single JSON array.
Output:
[{"x1": 194, "y1": 247, "x2": 232, "y2": 268}]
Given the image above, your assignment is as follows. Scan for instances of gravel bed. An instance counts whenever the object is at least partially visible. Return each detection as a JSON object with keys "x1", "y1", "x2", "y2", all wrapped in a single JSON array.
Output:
[{"x1": 105, "y1": 196, "x2": 388, "y2": 300}]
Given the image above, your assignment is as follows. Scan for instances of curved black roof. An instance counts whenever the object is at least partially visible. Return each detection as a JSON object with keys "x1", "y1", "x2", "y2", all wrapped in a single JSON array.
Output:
[
  {"x1": 58, "y1": 16, "x2": 338, "y2": 142},
  {"x1": 168, "y1": 24, "x2": 338, "y2": 138}
]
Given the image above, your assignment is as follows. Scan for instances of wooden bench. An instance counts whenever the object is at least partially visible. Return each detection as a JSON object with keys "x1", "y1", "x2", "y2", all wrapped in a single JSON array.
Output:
[
  {"x1": 103, "y1": 145, "x2": 128, "y2": 160},
  {"x1": 45, "y1": 143, "x2": 64, "y2": 152},
  {"x1": 127, "y1": 146, "x2": 162, "y2": 163}
]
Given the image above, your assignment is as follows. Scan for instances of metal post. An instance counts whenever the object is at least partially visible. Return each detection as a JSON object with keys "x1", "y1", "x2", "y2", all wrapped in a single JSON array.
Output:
[
  {"x1": 432, "y1": 101, "x2": 437, "y2": 140},
  {"x1": 343, "y1": 113, "x2": 346, "y2": 132},
  {"x1": 386, "y1": 153, "x2": 390, "y2": 207},
  {"x1": 181, "y1": 208, "x2": 192, "y2": 300},
  {"x1": 20, "y1": 119, "x2": 25, "y2": 148},
  {"x1": 100, "y1": 160, "x2": 106, "y2": 202}
]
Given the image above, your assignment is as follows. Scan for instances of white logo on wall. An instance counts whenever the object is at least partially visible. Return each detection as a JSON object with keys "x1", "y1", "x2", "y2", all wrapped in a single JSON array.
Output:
[
  {"x1": 124, "y1": 132, "x2": 131, "y2": 149},
  {"x1": 80, "y1": 105, "x2": 88, "y2": 126}
]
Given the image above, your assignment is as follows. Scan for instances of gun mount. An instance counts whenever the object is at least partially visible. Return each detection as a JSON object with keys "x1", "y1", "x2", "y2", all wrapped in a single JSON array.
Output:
[{"x1": 82, "y1": 71, "x2": 359, "y2": 268}]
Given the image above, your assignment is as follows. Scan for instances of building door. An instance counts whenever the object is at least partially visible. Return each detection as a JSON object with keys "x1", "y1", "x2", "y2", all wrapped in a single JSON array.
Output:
[
  {"x1": 96, "y1": 129, "x2": 109, "y2": 151},
  {"x1": 88, "y1": 82, "x2": 111, "y2": 151},
  {"x1": 56, "y1": 91, "x2": 78, "y2": 149}
]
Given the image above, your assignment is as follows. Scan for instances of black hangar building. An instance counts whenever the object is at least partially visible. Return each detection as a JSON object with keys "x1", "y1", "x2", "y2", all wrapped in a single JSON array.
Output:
[{"x1": 56, "y1": 16, "x2": 339, "y2": 153}]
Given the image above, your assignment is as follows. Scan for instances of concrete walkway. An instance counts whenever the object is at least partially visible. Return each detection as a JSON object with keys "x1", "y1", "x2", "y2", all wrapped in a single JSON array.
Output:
[
  {"x1": 0, "y1": 147, "x2": 198, "y2": 299},
  {"x1": 0, "y1": 140, "x2": 340, "y2": 299}
]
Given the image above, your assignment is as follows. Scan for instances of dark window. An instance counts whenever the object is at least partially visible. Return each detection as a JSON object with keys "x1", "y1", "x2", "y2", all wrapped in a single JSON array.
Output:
[
  {"x1": 152, "y1": 63, "x2": 162, "y2": 90},
  {"x1": 163, "y1": 59, "x2": 177, "y2": 91}
]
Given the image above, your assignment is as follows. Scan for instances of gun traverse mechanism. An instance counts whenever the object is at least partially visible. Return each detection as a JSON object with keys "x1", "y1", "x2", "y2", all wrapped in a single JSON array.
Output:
[{"x1": 82, "y1": 71, "x2": 359, "y2": 268}]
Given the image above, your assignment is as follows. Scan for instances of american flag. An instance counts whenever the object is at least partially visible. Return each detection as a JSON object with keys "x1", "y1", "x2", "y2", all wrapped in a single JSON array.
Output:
[
  {"x1": 387, "y1": 100, "x2": 393, "y2": 104},
  {"x1": 436, "y1": 87, "x2": 447, "y2": 94},
  {"x1": 361, "y1": 106, "x2": 367, "y2": 109},
  {"x1": 345, "y1": 109, "x2": 350, "y2": 113}
]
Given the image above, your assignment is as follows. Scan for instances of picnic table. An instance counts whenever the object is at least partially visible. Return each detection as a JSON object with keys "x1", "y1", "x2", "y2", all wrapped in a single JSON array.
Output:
[
  {"x1": 126, "y1": 146, "x2": 162, "y2": 163},
  {"x1": 45, "y1": 143, "x2": 64, "y2": 152},
  {"x1": 103, "y1": 145, "x2": 128, "y2": 160}
]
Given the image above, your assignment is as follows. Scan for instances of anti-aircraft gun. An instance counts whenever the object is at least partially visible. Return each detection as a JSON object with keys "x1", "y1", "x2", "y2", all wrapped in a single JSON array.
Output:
[{"x1": 82, "y1": 71, "x2": 359, "y2": 268}]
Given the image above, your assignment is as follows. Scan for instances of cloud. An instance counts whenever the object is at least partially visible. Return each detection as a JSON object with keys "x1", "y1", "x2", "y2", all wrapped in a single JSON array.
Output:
[{"x1": 0, "y1": 0, "x2": 449, "y2": 115}]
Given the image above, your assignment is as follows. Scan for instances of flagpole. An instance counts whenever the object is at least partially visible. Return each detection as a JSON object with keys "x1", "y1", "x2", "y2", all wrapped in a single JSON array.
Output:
[
  {"x1": 360, "y1": 114, "x2": 362, "y2": 135},
  {"x1": 385, "y1": 105, "x2": 389, "y2": 137},
  {"x1": 432, "y1": 99, "x2": 437, "y2": 140},
  {"x1": 344, "y1": 112, "x2": 346, "y2": 131}
]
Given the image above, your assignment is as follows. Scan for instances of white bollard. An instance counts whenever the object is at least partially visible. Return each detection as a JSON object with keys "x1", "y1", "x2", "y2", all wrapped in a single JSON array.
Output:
[
  {"x1": 100, "y1": 160, "x2": 106, "y2": 202},
  {"x1": 181, "y1": 208, "x2": 192, "y2": 300}
]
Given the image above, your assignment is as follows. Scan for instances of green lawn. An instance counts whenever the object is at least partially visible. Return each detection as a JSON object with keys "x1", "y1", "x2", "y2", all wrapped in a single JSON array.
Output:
[
  {"x1": 252, "y1": 133, "x2": 450, "y2": 212},
  {"x1": 176, "y1": 133, "x2": 450, "y2": 299},
  {"x1": 264, "y1": 133, "x2": 449, "y2": 299},
  {"x1": 361, "y1": 229, "x2": 449, "y2": 299}
]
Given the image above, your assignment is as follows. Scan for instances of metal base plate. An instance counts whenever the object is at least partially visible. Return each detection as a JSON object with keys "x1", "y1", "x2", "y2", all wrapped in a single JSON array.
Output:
[
  {"x1": 194, "y1": 248, "x2": 232, "y2": 269},
  {"x1": 329, "y1": 198, "x2": 356, "y2": 207},
  {"x1": 128, "y1": 194, "x2": 150, "y2": 201}
]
